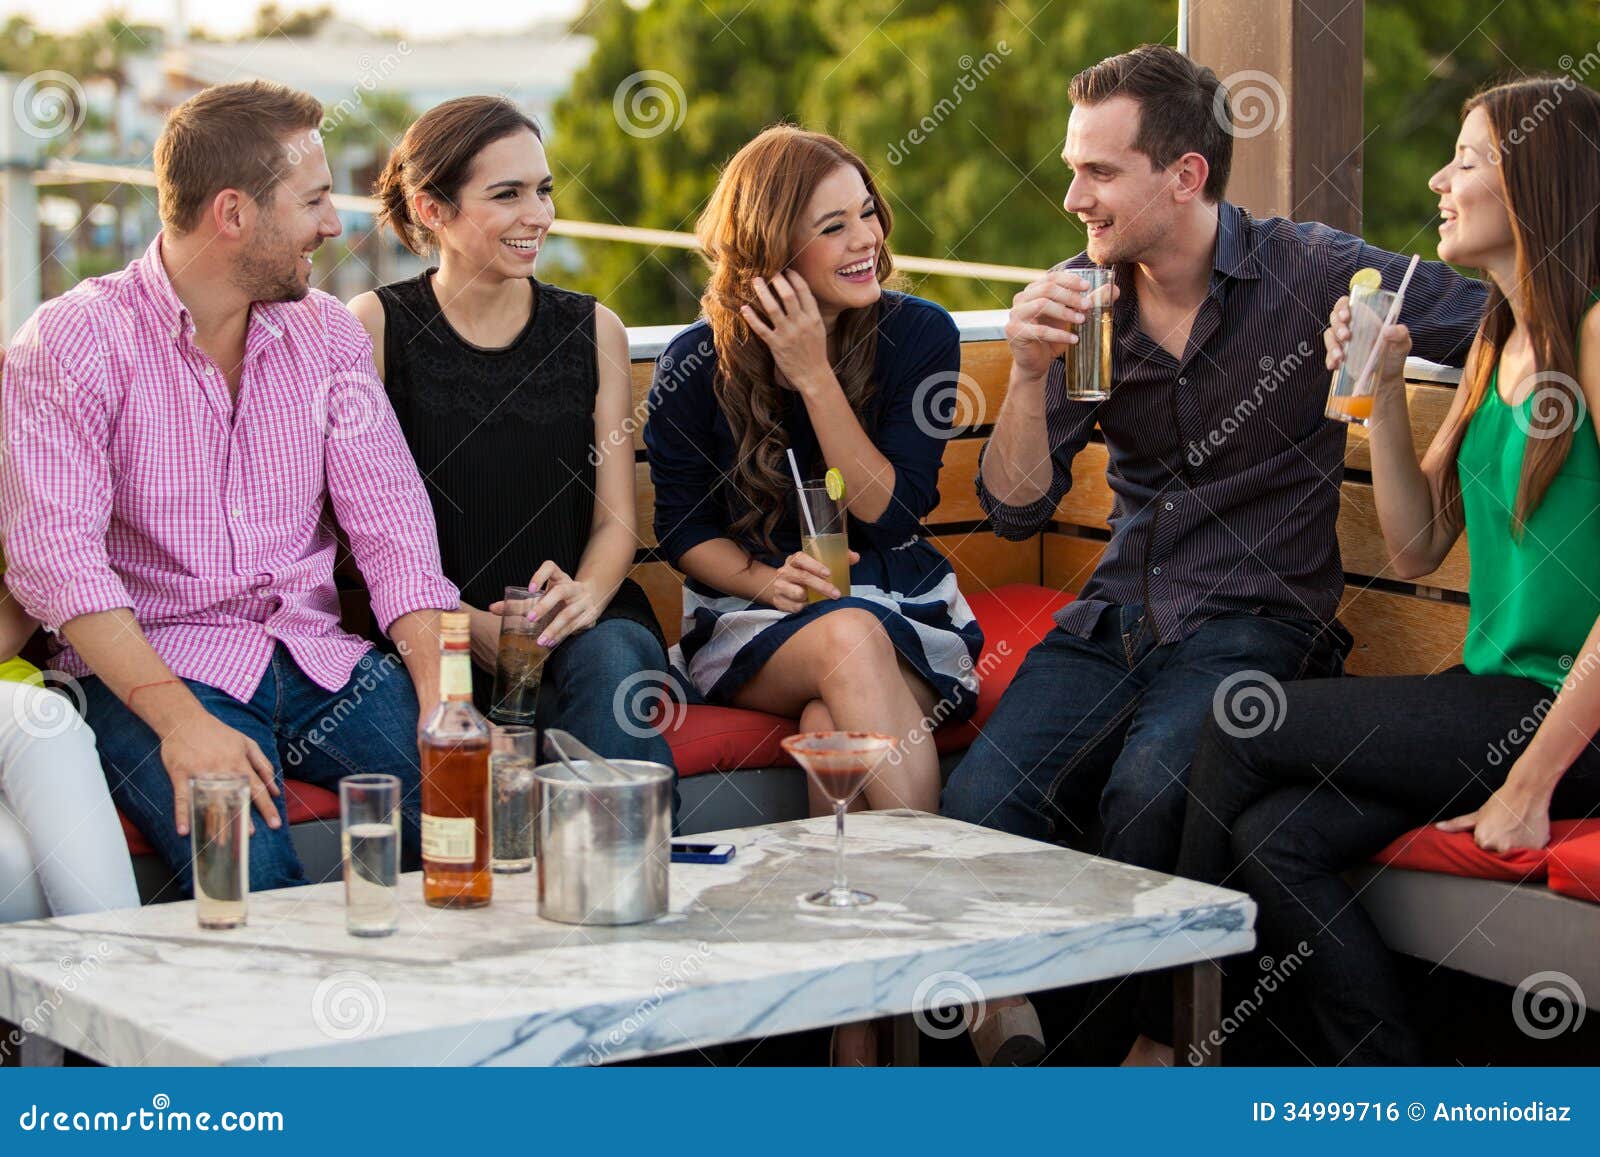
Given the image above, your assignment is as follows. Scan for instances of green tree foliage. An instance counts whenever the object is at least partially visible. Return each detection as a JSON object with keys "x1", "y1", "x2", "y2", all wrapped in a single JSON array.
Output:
[
  {"x1": 1361, "y1": 0, "x2": 1600, "y2": 255},
  {"x1": 554, "y1": 0, "x2": 1600, "y2": 326},
  {"x1": 251, "y1": 4, "x2": 337, "y2": 39}
]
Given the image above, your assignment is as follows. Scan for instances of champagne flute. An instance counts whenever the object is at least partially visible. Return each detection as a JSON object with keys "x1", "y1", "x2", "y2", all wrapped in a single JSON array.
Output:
[{"x1": 780, "y1": 731, "x2": 896, "y2": 908}]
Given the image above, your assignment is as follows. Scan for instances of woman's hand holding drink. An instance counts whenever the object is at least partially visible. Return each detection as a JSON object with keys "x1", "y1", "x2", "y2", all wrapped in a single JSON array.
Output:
[
  {"x1": 1324, "y1": 265, "x2": 1416, "y2": 425},
  {"x1": 763, "y1": 547, "x2": 860, "y2": 613}
]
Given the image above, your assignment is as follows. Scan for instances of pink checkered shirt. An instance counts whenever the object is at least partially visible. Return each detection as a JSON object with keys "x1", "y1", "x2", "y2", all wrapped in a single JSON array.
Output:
[{"x1": 0, "y1": 235, "x2": 460, "y2": 701}]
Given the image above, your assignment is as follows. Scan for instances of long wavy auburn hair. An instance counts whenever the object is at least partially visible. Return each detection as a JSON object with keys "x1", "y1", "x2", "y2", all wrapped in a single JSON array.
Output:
[
  {"x1": 1429, "y1": 77, "x2": 1600, "y2": 539},
  {"x1": 696, "y1": 126, "x2": 896, "y2": 552}
]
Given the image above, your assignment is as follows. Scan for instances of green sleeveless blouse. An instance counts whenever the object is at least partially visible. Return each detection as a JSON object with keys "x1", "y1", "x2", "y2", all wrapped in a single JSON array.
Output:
[{"x1": 1458, "y1": 352, "x2": 1600, "y2": 690}]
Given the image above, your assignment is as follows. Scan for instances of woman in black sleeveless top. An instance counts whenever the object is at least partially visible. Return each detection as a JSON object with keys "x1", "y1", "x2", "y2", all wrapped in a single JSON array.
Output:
[{"x1": 349, "y1": 96, "x2": 675, "y2": 785}]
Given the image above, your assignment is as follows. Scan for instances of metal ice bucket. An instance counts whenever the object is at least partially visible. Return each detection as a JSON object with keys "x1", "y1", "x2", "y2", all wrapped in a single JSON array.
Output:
[{"x1": 534, "y1": 759, "x2": 672, "y2": 925}]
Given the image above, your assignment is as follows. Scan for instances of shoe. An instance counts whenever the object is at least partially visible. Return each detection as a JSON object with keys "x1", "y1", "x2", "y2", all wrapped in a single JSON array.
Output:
[{"x1": 969, "y1": 998, "x2": 1046, "y2": 1066}]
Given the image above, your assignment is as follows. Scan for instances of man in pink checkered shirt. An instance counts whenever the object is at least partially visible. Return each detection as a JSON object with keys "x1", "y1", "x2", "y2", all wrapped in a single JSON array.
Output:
[{"x1": 0, "y1": 81, "x2": 460, "y2": 894}]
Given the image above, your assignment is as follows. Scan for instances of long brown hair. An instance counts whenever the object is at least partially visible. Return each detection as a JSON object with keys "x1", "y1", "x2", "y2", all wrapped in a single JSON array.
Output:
[
  {"x1": 375, "y1": 96, "x2": 542, "y2": 255},
  {"x1": 1431, "y1": 76, "x2": 1600, "y2": 537},
  {"x1": 696, "y1": 126, "x2": 895, "y2": 551}
]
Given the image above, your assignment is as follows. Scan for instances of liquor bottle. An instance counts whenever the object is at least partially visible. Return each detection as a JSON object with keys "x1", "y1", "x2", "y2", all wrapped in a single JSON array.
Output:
[{"x1": 420, "y1": 611, "x2": 492, "y2": 908}]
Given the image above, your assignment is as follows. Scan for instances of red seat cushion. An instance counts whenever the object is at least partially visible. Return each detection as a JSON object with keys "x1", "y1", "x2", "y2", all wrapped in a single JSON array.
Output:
[
  {"x1": 1373, "y1": 818, "x2": 1600, "y2": 895},
  {"x1": 935, "y1": 584, "x2": 1075, "y2": 752},
  {"x1": 120, "y1": 780, "x2": 342, "y2": 857},
  {"x1": 1547, "y1": 829, "x2": 1600, "y2": 904},
  {"x1": 664, "y1": 704, "x2": 798, "y2": 778},
  {"x1": 665, "y1": 583, "x2": 1073, "y2": 776}
]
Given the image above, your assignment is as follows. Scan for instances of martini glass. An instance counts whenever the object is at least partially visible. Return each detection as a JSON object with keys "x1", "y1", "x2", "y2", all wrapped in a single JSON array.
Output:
[{"x1": 780, "y1": 730, "x2": 896, "y2": 908}]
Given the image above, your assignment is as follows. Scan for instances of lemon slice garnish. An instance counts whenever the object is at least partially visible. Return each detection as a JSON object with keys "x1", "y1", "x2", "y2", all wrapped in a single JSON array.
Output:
[
  {"x1": 1348, "y1": 267, "x2": 1383, "y2": 294},
  {"x1": 825, "y1": 468, "x2": 846, "y2": 501}
]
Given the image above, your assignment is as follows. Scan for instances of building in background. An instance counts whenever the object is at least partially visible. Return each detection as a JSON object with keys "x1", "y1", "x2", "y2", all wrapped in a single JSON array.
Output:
[{"x1": 22, "y1": 4, "x2": 595, "y2": 311}]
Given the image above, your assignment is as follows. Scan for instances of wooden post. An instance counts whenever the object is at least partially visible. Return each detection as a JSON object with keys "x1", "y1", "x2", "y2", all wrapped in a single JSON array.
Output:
[
  {"x1": 1186, "y1": 0, "x2": 1365, "y2": 232},
  {"x1": 1, "y1": 74, "x2": 44, "y2": 342}
]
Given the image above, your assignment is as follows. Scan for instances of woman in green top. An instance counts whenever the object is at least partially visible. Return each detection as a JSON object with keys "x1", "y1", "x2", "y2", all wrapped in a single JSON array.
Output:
[
  {"x1": 0, "y1": 534, "x2": 139, "y2": 923},
  {"x1": 1121, "y1": 76, "x2": 1600, "y2": 1066}
]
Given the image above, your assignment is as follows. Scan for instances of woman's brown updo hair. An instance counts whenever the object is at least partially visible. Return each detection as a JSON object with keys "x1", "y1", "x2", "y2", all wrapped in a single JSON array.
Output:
[{"x1": 376, "y1": 96, "x2": 542, "y2": 255}]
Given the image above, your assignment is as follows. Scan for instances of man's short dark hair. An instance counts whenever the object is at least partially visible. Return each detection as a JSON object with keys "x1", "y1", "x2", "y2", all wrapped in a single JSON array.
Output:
[{"x1": 1068, "y1": 43, "x2": 1233, "y2": 202}]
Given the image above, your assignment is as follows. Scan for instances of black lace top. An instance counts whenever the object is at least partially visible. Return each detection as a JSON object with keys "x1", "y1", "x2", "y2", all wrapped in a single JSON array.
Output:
[{"x1": 373, "y1": 270, "x2": 663, "y2": 649}]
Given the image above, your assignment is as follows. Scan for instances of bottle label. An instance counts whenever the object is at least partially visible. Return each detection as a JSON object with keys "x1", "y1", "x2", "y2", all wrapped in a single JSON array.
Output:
[
  {"x1": 422, "y1": 814, "x2": 476, "y2": 863},
  {"x1": 440, "y1": 652, "x2": 473, "y2": 700}
]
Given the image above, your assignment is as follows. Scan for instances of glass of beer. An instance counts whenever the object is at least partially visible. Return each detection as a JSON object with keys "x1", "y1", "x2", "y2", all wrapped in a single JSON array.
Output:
[
  {"x1": 1064, "y1": 267, "x2": 1115, "y2": 401},
  {"x1": 490, "y1": 725, "x2": 538, "y2": 873},
  {"x1": 340, "y1": 774, "x2": 401, "y2": 937},
  {"x1": 490, "y1": 585, "x2": 550, "y2": 724},
  {"x1": 190, "y1": 775, "x2": 250, "y2": 930},
  {"x1": 797, "y1": 484, "x2": 850, "y2": 604},
  {"x1": 1325, "y1": 284, "x2": 1397, "y2": 427}
]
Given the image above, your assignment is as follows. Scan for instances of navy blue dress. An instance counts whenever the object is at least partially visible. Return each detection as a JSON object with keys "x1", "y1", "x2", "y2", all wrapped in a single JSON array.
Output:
[{"x1": 644, "y1": 292, "x2": 984, "y2": 720}]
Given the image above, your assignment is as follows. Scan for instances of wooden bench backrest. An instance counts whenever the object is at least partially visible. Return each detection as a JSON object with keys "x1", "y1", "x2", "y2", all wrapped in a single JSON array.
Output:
[{"x1": 629, "y1": 338, "x2": 1468, "y2": 676}]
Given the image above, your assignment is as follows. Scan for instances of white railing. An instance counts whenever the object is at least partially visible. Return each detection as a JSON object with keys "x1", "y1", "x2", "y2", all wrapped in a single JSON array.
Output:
[{"x1": 31, "y1": 160, "x2": 1048, "y2": 283}]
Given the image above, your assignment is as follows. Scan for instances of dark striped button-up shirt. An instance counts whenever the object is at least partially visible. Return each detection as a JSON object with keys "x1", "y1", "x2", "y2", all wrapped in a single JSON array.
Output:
[{"x1": 978, "y1": 201, "x2": 1486, "y2": 644}]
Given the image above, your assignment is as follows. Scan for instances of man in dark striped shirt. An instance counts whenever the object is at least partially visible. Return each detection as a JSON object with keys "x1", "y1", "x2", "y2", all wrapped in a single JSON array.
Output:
[
  {"x1": 943, "y1": 43, "x2": 1484, "y2": 1065},
  {"x1": 943, "y1": 47, "x2": 1484, "y2": 916}
]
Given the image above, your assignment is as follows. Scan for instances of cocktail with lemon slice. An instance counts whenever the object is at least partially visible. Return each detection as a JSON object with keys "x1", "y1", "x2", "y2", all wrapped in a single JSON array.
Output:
[
  {"x1": 1325, "y1": 267, "x2": 1395, "y2": 426},
  {"x1": 799, "y1": 468, "x2": 852, "y2": 603}
]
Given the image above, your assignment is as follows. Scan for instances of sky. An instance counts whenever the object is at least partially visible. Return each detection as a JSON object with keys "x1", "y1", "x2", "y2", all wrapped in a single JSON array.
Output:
[{"x1": 0, "y1": 0, "x2": 586, "y2": 38}]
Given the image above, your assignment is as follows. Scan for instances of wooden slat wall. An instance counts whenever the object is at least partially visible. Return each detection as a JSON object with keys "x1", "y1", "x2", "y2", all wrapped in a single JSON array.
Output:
[{"x1": 633, "y1": 340, "x2": 1466, "y2": 675}]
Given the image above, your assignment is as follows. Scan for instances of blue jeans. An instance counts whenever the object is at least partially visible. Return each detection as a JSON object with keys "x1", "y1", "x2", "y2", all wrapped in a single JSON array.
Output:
[
  {"x1": 943, "y1": 604, "x2": 1348, "y2": 873},
  {"x1": 942, "y1": 604, "x2": 1347, "y2": 1060},
  {"x1": 535, "y1": 618, "x2": 680, "y2": 824},
  {"x1": 82, "y1": 644, "x2": 424, "y2": 894}
]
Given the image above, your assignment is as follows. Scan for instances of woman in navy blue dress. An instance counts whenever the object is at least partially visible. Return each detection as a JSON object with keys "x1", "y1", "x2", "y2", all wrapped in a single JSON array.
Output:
[{"x1": 645, "y1": 126, "x2": 983, "y2": 821}]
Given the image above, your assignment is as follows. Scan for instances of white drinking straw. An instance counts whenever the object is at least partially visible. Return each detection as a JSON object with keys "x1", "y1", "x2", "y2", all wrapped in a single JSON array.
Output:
[
  {"x1": 786, "y1": 447, "x2": 821, "y2": 540},
  {"x1": 1351, "y1": 253, "x2": 1422, "y2": 393}
]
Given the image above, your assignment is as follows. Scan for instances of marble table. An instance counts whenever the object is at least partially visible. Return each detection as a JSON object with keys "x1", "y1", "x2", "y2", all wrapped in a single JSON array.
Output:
[{"x1": 0, "y1": 811, "x2": 1254, "y2": 1066}]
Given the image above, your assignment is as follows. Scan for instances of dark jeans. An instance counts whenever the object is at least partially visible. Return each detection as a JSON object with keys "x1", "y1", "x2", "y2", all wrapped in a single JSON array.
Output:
[
  {"x1": 1145, "y1": 667, "x2": 1600, "y2": 1064},
  {"x1": 534, "y1": 617, "x2": 681, "y2": 827},
  {"x1": 943, "y1": 603, "x2": 1348, "y2": 871},
  {"x1": 83, "y1": 644, "x2": 425, "y2": 895}
]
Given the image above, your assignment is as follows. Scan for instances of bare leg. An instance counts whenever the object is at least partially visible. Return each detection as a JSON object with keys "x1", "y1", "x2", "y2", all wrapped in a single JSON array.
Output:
[
  {"x1": 1122, "y1": 1034, "x2": 1174, "y2": 1067},
  {"x1": 733, "y1": 610, "x2": 943, "y2": 812},
  {"x1": 797, "y1": 700, "x2": 867, "y2": 817}
]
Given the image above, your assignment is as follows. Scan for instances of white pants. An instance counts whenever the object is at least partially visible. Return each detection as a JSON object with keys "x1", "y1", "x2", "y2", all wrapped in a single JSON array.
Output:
[{"x1": 0, "y1": 681, "x2": 139, "y2": 922}]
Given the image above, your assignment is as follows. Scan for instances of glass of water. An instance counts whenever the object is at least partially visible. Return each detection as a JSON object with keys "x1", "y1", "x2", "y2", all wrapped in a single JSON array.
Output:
[
  {"x1": 340, "y1": 774, "x2": 401, "y2": 937},
  {"x1": 491, "y1": 725, "x2": 538, "y2": 873},
  {"x1": 190, "y1": 775, "x2": 250, "y2": 929}
]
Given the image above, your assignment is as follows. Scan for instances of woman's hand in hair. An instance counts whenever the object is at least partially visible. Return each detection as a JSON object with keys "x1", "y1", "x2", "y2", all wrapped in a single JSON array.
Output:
[
  {"x1": 1436, "y1": 776, "x2": 1552, "y2": 853},
  {"x1": 742, "y1": 272, "x2": 833, "y2": 396},
  {"x1": 758, "y1": 548, "x2": 860, "y2": 614},
  {"x1": 1324, "y1": 295, "x2": 1412, "y2": 391}
]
